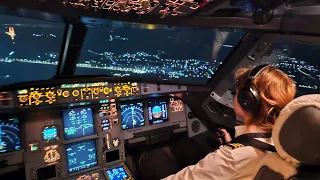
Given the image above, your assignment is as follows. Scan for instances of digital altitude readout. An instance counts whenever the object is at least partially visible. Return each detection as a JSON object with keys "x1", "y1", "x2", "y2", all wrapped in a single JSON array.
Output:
[{"x1": 120, "y1": 103, "x2": 145, "y2": 130}]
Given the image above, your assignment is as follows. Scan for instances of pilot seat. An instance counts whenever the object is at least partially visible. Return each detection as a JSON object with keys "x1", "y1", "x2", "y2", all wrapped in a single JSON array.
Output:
[{"x1": 253, "y1": 94, "x2": 320, "y2": 180}]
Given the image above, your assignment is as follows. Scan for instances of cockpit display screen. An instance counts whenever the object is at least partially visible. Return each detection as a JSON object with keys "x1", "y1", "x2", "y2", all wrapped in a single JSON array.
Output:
[
  {"x1": 106, "y1": 166, "x2": 129, "y2": 180},
  {"x1": 120, "y1": 103, "x2": 145, "y2": 130},
  {"x1": 63, "y1": 108, "x2": 95, "y2": 140},
  {"x1": 147, "y1": 100, "x2": 168, "y2": 125},
  {"x1": 0, "y1": 117, "x2": 21, "y2": 153},
  {"x1": 66, "y1": 139, "x2": 98, "y2": 173},
  {"x1": 42, "y1": 126, "x2": 58, "y2": 141}
]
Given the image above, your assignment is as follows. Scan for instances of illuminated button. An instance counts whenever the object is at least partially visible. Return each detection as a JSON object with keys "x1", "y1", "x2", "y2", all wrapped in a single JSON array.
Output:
[
  {"x1": 72, "y1": 90, "x2": 80, "y2": 97},
  {"x1": 62, "y1": 91, "x2": 70, "y2": 98},
  {"x1": 100, "y1": 112, "x2": 107, "y2": 117},
  {"x1": 141, "y1": 0, "x2": 150, "y2": 10},
  {"x1": 113, "y1": 138, "x2": 120, "y2": 147},
  {"x1": 57, "y1": 89, "x2": 63, "y2": 96}
]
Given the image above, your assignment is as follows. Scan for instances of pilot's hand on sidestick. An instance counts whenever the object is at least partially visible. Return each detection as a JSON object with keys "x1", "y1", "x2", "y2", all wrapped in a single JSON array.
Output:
[{"x1": 220, "y1": 128, "x2": 232, "y2": 143}]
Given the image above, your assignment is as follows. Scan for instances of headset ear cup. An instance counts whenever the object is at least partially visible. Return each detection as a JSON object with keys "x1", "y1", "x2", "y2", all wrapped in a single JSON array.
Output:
[
  {"x1": 238, "y1": 88, "x2": 256, "y2": 112},
  {"x1": 249, "y1": 85, "x2": 261, "y2": 108},
  {"x1": 238, "y1": 89, "x2": 250, "y2": 112}
]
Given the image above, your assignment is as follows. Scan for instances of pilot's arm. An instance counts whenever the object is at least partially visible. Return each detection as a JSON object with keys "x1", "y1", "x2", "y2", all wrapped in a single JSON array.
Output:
[{"x1": 162, "y1": 146, "x2": 237, "y2": 180}]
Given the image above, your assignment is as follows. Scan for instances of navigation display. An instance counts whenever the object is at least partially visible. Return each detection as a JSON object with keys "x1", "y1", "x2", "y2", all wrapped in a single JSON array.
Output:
[
  {"x1": 261, "y1": 40, "x2": 320, "y2": 96},
  {"x1": 0, "y1": 14, "x2": 65, "y2": 86},
  {"x1": 66, "y1": 139, "x2": 98, "y2": 173},
  {"x1": 76, "y1": 20, "x2": 245, "y2": 84},
  {"x1": 63, "y1": 108, "x2": 95, "y2": 140},
  {"x1": 0, "y1": 117, "x2": 21, "y2": 153},
  {"x1": 106, "y1": 166, "x2": 129, "y2": 180},
  {"x1": 148, "y1": 100, "x2": 168, "y2": 125},
  {"x1": 120, "y1": 103, "x2": 145, "y2": 130}
]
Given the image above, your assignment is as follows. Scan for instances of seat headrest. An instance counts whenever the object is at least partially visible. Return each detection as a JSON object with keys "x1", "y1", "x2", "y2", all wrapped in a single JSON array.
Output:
[{"x1": 272, "y1": 94, "x2": 320, "y2": 167}]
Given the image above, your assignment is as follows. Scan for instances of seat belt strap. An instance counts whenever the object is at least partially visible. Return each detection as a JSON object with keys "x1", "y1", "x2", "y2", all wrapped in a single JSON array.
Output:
[{"x1": 226, "y1": 133, "x2": 277, "y2": 152}]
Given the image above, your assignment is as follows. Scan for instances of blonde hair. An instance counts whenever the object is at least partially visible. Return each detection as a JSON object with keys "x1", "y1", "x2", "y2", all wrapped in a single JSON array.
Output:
[{"x1": 235, "y1": 65, "x2": 296, "y2": 131}]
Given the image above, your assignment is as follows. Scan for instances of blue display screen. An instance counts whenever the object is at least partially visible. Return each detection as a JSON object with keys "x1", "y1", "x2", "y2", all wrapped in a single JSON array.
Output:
[
  {"x1": 106, "y1": 166, "x2": 129, "y2": 180},
  {"x1": 66, "y1": 139, "x2": 98, "y2": 173},
  {"x1": 42, "y1": 126, "x2": 58, "y2": 141},
  {"x1": 147, "y1": 101, "x2": 168, "y2": 125},
  {"x1": 63, "y1": 108, "x2": 95, "y2": 140},
  {"x1": 0, "y1": 117, "x2": 21, "y2": 153},
  {"x1": 120, "y1": 103, "x2": 145, "y2": 130}
]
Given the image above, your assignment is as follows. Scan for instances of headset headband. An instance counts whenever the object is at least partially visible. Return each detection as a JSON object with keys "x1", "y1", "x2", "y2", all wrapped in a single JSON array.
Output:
[{"x1": 247, "y1": 64, "x2": 269, "y2": 80}]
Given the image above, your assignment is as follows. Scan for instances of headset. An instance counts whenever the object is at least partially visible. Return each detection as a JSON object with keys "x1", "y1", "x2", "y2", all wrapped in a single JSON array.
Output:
[{"x1": 237, "y1": 64, "x2": 269, "y2": 113}]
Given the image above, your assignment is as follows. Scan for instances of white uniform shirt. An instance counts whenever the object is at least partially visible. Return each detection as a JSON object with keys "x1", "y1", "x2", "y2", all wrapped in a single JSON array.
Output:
[{"x1": 162, "y1": 125, "x2": 273, "y2": 180}]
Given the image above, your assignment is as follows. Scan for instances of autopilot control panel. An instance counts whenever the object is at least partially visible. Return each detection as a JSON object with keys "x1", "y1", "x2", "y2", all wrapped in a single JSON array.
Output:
[{"x1": 0, "y1": 80, "x2": 189, "y2": 180}]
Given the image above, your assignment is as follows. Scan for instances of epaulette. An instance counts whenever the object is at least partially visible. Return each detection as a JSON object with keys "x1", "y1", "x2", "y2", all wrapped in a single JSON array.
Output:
[{"x1": 224, "y1": 143, "x2": 247, "y2": 150}]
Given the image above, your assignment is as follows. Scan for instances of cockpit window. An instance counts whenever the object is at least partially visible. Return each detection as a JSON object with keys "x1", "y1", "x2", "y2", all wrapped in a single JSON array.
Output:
[
  {"x1": 75, "y1": 21, "x2": 245, "y2": 84},
  {"x1": 0, "y1": 15, "x2": 65, "y2": 86},
  {"x1": 261, "y1": 41, "x2": 320, "y2": 96}
]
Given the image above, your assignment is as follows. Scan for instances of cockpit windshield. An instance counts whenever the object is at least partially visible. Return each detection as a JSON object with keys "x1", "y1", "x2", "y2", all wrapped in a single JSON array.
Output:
[
  {"x1": 0, "y1": 14, "x2": 65, "y2": 86},
  {"x1": 75, "y1": 21, "x2": 245, "y2": 84},
  {"x1": 261, "y1": 40, "x2": 320, "y2": 96}
]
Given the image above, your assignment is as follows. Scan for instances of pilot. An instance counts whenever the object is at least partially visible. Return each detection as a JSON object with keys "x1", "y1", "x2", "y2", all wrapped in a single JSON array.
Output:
[{"x1": 162, "y1": 65, "x2": 297, "y2": 180}]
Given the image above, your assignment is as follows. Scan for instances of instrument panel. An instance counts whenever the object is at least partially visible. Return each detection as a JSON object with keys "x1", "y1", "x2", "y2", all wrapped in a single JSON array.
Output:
[
  {"x1": 0, "y1": 81, "x2": 188, "y2": 180},
  {"x1": 0, "y1": 81, "x2": 187, "y2": 109}
]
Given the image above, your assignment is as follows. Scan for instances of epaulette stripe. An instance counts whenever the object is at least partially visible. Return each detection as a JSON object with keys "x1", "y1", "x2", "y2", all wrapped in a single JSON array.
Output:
[{"x1": 225, "y1": 143, "x2": 247, "y2": 150}]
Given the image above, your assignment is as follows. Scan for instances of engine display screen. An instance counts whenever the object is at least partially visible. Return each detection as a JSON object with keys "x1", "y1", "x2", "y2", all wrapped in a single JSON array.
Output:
[
  {"x1": 106, "y1": 166, "x2": 129, "y2": 180},
  {"x1": 120, "y1": 103, "x2": 145, "y2": 130},
  {"x1": 0, "y1": 117, "x2": 21, "y2": 153},
  {"x1": 147, "y1": 100, "x2": 168, "y2": 125},
  {"x1": 42, "y1": 125, "x2": 58, "y2": 141},
  {"x1": 63, "y1": 108, "x2": 95, "y2": 140},
  {"x1": 66, "y1": 139, "x2": 98, "y2": 173}
]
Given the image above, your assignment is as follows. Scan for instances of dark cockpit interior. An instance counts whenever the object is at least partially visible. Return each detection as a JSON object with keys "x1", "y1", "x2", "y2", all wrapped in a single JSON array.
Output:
[{"x1": 0, "y1": 0, "x2": 319, "y2": 180}]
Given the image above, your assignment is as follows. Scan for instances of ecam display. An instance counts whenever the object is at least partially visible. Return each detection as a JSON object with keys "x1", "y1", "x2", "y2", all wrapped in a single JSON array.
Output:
[
  {"x1": 65, "y1": 139, "x2": 98, "y2": 173},
  {"x1": 63, "y1": 108, "x2": 95, "y2": 140}
]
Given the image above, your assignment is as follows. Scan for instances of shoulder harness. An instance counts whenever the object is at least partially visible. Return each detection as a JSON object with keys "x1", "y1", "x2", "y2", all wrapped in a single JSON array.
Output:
[{"x1": 223, "y1": 133, "x2": 276, "y2": 152}]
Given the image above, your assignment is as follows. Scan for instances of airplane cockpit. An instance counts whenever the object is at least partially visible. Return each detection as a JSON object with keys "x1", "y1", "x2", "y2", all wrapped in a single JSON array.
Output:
[{"x1": 0, "y1": 0, "x2": 319, "y2": 180}]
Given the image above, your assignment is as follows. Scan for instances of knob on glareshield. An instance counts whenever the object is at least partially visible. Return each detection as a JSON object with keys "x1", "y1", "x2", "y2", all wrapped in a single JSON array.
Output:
[
  {"x1": 188, "y1": 112, "x2": 193, "y2": 119},
  {"x1": 159, "y1": 10, "x2": 167, "y2": 18},
  {"x1": 141, "y1": 0, "x2": 150, "y2": 10},
  {"x1": 118, "y1": 1, "x2": 126, "y2": 10}
]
